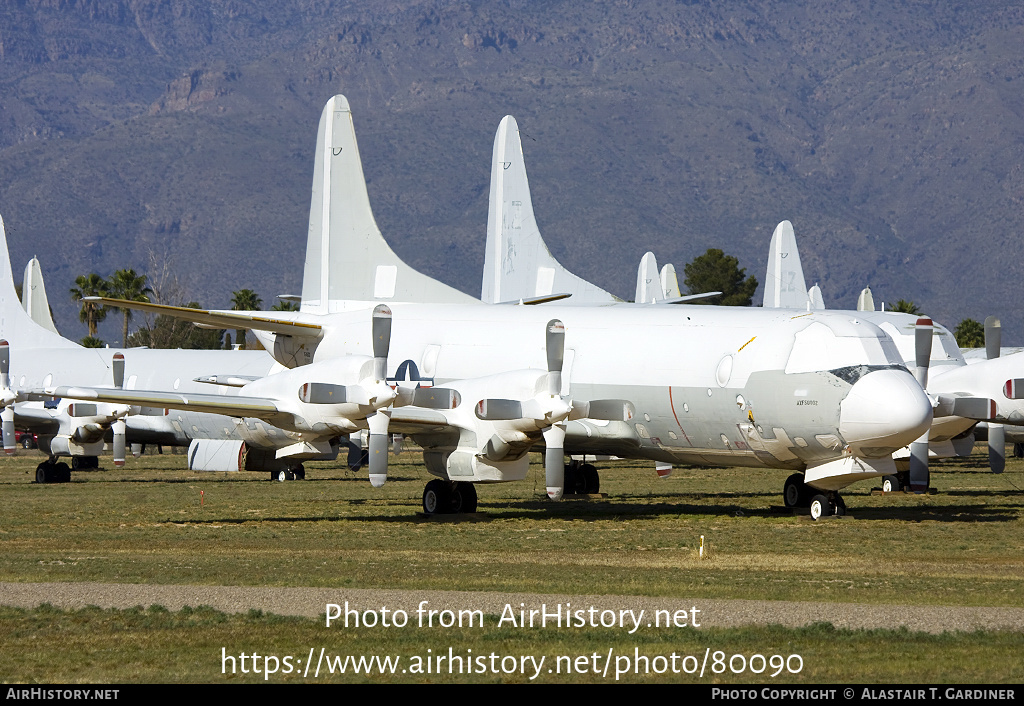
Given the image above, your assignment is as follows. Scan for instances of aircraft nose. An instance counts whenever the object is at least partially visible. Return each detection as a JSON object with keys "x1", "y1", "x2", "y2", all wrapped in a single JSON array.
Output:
[{"x1": 839, "y1": 369, "x2": 932, "y2": 457}]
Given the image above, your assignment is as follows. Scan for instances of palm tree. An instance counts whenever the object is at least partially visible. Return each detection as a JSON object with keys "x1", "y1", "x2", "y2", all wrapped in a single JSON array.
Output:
[
  {"x1": 230, "y1": 288, "x2": 262, "y2": 349},
  {"x1": 106, "y1": 268, "x2": 153, "y2": 347},
  {"x1": 70, "y1": 273, "x2": 109, "y2": 337}
]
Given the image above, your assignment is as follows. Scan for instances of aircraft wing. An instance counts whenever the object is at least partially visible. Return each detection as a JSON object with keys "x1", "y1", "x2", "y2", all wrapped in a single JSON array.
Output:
[
  {"x1": 83, "y1": 298, "x2": 323, "y2": 338},
  {"x1": 44, "y1": 385, "x2": 296, "y2": 427}
]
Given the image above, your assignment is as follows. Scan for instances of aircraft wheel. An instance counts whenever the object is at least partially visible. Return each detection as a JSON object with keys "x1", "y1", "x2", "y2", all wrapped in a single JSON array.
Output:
[
  {"x1": 293, "y1": 465, "x2": 305, "y2": 480},
  {"x1": 563, "y1": 462, "x2": 586, "y2": 495},
  {"x1": 423, "y1": 479, "x2": 451, "y2": 515},
  {"x1": 581, "y1": 464, "x2": 600, "y2": 494},
  {"x1": 881, "y1": 475, "x2": 900, "y2": 493},
  {"x1": 1015, "y1": 443, "x2": 1024, "y2": 459},
  {"x1": 833, "y1": 494, "x2": 846, "y2": 516},
  {"x1": 54, "y1": 462, "x2": 71, "y2": 483},
  {"x1": 450, "y1": 482, "x2": 477, "y2": 514},
  {"x1": 21, "y1": 436, "x2": 33, "y2": 449},
  {"x1": 783, "y1": 474, "x2": 807, "y2": 508},
  {"x1": 809, "y1": 494, "x2": 831, "y2": 521},
  {"x1": 35, "y1": 463, "x2": 51, "y2": 484},
  {"x1": 272, "y1": 470, "x2": 287, "y2": 482}
]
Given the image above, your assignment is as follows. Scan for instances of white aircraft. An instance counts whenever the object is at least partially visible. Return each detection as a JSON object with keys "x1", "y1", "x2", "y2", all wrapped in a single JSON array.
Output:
[
  {"x1": 760, "y1": 221, "x2": 1024, "y2": 486},
  {"x1": 66, "y1": 98, "x2": 936, "y2": 520}
]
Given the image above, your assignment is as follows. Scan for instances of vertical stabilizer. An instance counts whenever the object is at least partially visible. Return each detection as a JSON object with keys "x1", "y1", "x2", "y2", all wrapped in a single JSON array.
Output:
[
  {"x1": 763, "y1": 220, "x2": 809, "y2": 308},
  {"x1": 22, "y1": 258, "x2": 59, "y2": 335},
  {"x1": 0, "y1": 214, "x2": 76, "y2": 349},
  {"x1": 660, "y1": 263, "x2": 680, "y2": 299},
  {"x1": 482, "y1": 116, "x2": 619, "y2": 304},
  {"x1": 807, "y1": 284, "x2": 825, "y2": 310},
  {"x1": 856, "y1": 287, "x2": 875, "y2": 312},
  {"x1": 635, "y1": 252, "x2": 661, "y2": 304},
  {"x1": 300, "y1": 95, "x2": 475, "y2": 313}
]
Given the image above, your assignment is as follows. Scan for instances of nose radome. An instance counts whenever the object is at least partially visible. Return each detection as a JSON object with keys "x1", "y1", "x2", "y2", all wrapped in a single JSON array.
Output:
[{"x1": 839, "y1": 369, "x2": 933, "y2": 457}]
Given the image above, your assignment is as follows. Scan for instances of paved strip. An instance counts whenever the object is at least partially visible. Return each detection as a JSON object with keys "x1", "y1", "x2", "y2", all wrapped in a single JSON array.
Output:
[{"x1": 2, "y1": 582, "x2": 1022, "y2": 633}]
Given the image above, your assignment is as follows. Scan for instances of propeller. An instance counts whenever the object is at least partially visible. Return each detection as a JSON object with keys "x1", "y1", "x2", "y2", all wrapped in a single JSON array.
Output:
[
  {"x1": 985, "y1": 316, "x2": 1004, "y2": 474},
  {"x1": 475, "y1": 319, "x2": 634, "y2": 501},
  {"x1": 908, "y1": 318, "x2": 932, "y2": 492},
  {"x1": 1, "y1": 340, "x2": 16, "y2": 455},
  {"x1": 111, "y1": 353, "x2": 127, "y2": 467}
]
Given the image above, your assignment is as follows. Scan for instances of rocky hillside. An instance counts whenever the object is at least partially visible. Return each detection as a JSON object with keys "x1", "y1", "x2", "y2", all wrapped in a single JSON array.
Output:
[{"x1": 2, "y1": 0, "x2": 1023, "y2": 342}]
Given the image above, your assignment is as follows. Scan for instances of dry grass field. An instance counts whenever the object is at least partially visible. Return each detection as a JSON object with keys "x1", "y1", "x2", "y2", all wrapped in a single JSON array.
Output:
[{"x1": 1, "y1": 446, "x2": 1021, "y2": 683}]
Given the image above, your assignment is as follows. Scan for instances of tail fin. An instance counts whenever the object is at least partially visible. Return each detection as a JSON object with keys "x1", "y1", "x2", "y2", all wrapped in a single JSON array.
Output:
[
  {"x1": 660, "y1": 263, "x2": 680, "y2": 299},
  {"x1": 856, "y1": 286, "x2": 875, "y2": 311},
  {"x1": 762, "y1": 220, "x2": 809, "y2": 308},
  {"x1": 22, "y1": 257, "x2": 60, "y2": 335},
  {"x1": 300, "y1": 95, "x2": 475, "y2": 313},
  {"x1": 482, "y1": 116, "x2": 619, "y2": 304},
  {"x1": 0, "y1": 213, "x2": 76, "y2": 349},
  {"x1": 634, "y1": 252, "x2": 662, "y2": 303}
]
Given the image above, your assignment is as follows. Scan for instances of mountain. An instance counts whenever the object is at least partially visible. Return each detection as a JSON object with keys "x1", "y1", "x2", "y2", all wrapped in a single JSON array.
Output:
[{"x1": 2, "y1": 0, "x2": 1023, "y2": 343}]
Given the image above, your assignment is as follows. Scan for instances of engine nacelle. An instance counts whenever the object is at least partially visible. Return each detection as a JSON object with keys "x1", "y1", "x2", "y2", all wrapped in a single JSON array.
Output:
[
  {"x1": 48, "y1": 435, "x2": 104, "y2": 458},
  {"x1": 422, "y1": 447, "x2": 529, "y2": 484}
]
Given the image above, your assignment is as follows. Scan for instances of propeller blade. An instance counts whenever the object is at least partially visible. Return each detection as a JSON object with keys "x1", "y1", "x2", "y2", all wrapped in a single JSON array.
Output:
[
  {"x1": 0, "y1": 340, "x2": 9, "y2": 390},
  {"x1": 1, "y1": 406, "x2": 14, "y2": 455},
  {"x1": 542, "y1": 424, "x2": 565, "y2": 500},
  {"x1": 985, "y1": 316, "x2": 1001, "y2": 360},
  {"x1": 112, "y1": 418, "x2": 127, "y2": 467},
  {"x1": 1004, "y1": 379, "x2": 1024, "y2": 400},
  {"x1": 68, "y1": 403, "x2": 99, "y2": 417},
  {"x1": 572, "y1": 399, "x2": 636, "y2": 422},
  {"x1": 546, "y1": 319, "x2": 564, "y2": 397},
  {"x1": 412, "y1": 387, "x2": 461, "y2": 409},
  {"x1": 299, "y1": 382, "x2": 349, "y2": 404},
  {"x1": 112, "y1": 353, "x2": 125, "y2": 389},
  {"x1": 908, "y1": 432, "x2": 930, "y2": 493},
  {"x1": 914, "y1": 317, "x2": 932, "y2": 389},
  {"x1": 367, "y1": 410, "x2": 390, "y2": 487},
  {"x1": 475, "y1": 398, "x2": 523, "y2": 421},
  {"x1": 989, "y1": 423, "x2": 1005, "y2": 474},
  {"x1": 372, "y1": 305, "x2": 392, "y2": 382},
  {"x1": 949, "y1": 397, "x2": 997, "y2": 421}
]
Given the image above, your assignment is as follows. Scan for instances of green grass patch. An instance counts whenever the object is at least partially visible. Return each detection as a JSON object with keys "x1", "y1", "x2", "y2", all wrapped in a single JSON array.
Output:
[{"x1": 1, "y1": 604, "x2": 1020, "y2": 683}]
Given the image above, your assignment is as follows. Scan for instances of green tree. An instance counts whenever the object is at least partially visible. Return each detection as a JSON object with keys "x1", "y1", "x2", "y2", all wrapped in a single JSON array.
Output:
[
  {"x1": 230, "y1": 288, "x2": 263, "y2": 349},
  {"x1": 682, "y1": 248, "x2": 758, "y2": 306},
  {"x1": 106, "y1": 268, "x2": 153, "y2": 347},
  {"x1": 271, "y1": 300, "x2": 299, "y2": 312},
  {"x1": 70, "y1": 273, "x2": 109, "y2": 337},
  {"x1": 80, "y1": 336, "x2": 106, "y2": 348},
  {"x1": 889, "y1": 299, "x2": 922, "y2": 315},
  {"x1": 127, "y1": 302, "x2": 224, "y2": 350},
  {"x1": 954, "y1": 318, "x2": 985, "y2": 349}
]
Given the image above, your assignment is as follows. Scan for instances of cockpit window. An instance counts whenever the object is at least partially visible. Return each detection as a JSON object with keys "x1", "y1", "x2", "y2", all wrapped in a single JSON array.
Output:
[{"x1": 828, "y1": 364, "x2": 910, "y2": 386}]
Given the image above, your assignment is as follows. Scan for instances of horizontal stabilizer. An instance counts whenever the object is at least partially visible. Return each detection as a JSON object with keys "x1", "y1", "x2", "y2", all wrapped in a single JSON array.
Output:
[
  {"x1": 664, "y1": 291, "x2": 723, "y2": 305},
  {"x1": 84, "y1": 297, "x2": 322, "y2": 338},
  {"x1": 496, "y1": 293, "x2": 573, "y2": 305}
]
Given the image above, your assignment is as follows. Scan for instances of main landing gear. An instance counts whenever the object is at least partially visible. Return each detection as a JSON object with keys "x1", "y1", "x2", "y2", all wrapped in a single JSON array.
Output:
[
  {"x1": 270, "y1": 465, "x2": 306, "y2": 481},
  {"x1": 422, "y1": 479, "x2": 477, "y2": 515},
  {"x1": 563, "y1": 460, "x2": 600, "y2": 495},
  {"x1": 783, "y1": 473, "x2": 845, "y2": 520},
  {"x1": 34, "y1": 459, "x2": 71, "y2": 484}
]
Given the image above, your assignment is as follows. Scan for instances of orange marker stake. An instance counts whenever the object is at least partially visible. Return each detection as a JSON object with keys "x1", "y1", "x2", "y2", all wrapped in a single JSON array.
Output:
[{"x1": 200, "y1": 490, "x2": 204, "y2": 508}]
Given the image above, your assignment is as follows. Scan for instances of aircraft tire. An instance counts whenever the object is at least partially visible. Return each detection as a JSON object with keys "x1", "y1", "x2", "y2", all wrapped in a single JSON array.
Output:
[
  {"x1": 54, "y1": 462, "x2": 71, "y2": 483},
  {"x1": 581, "y1": 464, "x2": 600, "y2": 494},
  {"x1": 783, "y1": 474, "x2": 807, "y2": 508},
  {"x1": 564, "y1": 462, "x2": 586, "y2": 495},
  {"x1": 35, "y1": 463, "x2": 50, "y2": 484},
  {"x1": 882, "y1": 475, "x2": 900, "y2": 493},
  {"x1": 1015, "y1": 443, "x2": 1024, "y2": 459},
  {"x1": 833, "y1": 494, "x2": 846, "y2": 516},
  {"x1": 272, "y1": 470, "x2": 287, "y2": 482},
  {"x1": 293, "y1": 465, "x2": 306, "y2": 480},
  {"x1": 450, "y1": 482, "x2": 477, "y2": 513},
  {"x1": 423, "y1": 480, "x2": 451, "y2": 515},
  {"x1": 809, "y1": 494, "x2": 831, "y2": 521},
  {"x1": 21, "y1": 436, "x2": 33, "y2": 449}
]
